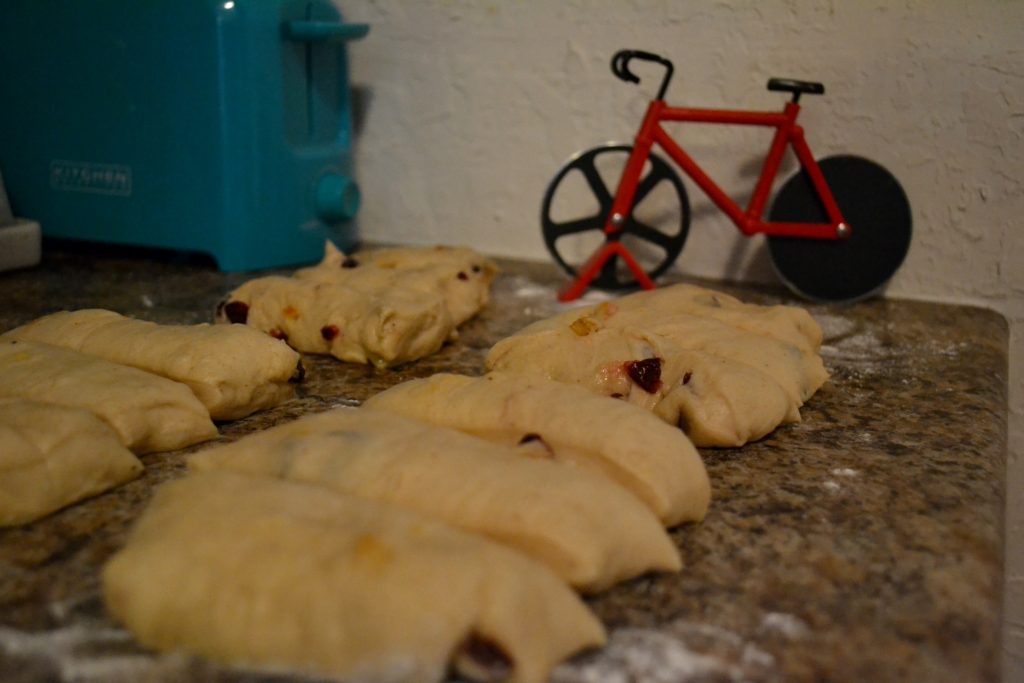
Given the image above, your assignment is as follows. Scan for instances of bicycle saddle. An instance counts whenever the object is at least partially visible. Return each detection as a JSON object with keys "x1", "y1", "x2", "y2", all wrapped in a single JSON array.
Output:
[{"x1": 767, "y1": 78, "x2": 824, "y2": 102}]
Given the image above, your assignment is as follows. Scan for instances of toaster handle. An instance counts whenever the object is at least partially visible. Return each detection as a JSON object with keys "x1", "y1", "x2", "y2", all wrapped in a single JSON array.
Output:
[{"x1": 283, "y1": 20, "x2": 369, "y2": 43}]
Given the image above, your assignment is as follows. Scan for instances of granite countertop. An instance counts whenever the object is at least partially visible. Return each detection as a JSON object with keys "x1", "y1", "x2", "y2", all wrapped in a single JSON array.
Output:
[{"x1": 0, "y1": 248, "x2": 1008, "y2": 682}]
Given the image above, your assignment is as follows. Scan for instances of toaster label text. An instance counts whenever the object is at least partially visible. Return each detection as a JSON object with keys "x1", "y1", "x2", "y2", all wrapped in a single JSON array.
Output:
[{"x1": 50, "y1": 161, "x2": 132, "y2": 197}]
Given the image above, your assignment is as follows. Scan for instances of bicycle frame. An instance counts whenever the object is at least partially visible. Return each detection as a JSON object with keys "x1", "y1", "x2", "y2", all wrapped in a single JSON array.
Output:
[{"x1": 561, "y1": 99, "x2": 849, "y2": 301}]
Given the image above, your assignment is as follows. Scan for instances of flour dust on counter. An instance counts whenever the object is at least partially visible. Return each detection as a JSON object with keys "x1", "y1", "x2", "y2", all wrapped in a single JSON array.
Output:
[{"x1": 216, "y1": 242, "x2": 499, "y2": 368}]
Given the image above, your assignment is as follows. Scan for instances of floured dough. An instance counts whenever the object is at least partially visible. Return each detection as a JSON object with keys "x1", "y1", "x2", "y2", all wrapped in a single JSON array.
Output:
[
  {"x1": 363, "y1": 373, "x2": 711, "y2": 526},
  {"x1": 217, "y1": 243, "x2": 498, "y2": 368},
  {"x1": 0, "y1": 399, "x2": 143, "y2": 526},
  {"x1": 2, "y1": 309, "x2": 303, "y2": 420},
  {"x1": 0, "y1": 339, "x2": 218, "y2": 453},
  {"x1": 103, "y1": 471, "x2": 605, "y2": 683},
  {"x1": 189, "y1": 407, "x2": 680, "y2": 592},
  {"x1": 485, "y1": 285, "x2": 827, "y2": 447}
]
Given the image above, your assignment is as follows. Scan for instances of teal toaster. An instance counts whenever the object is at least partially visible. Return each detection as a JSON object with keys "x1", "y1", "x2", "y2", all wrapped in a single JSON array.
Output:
[{"x1": 0, "y1": 0, "x2": 367, "y2": 271}]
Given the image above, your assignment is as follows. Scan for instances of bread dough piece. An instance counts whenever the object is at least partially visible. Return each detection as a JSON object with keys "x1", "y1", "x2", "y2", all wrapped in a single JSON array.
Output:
[
  {"x1": 217, "y1": 275, "x2": 454, "y2": 368},
  {"x1": 485, "y1": 319, "x2": 797, "y2": 447},
  {"x1": 2, "y1": 309, "x2": 302, "y2": 420},
  {"x1": 189, "y1": 407, "x2": 679, "y2": 592},
  {"x1": 0, "y1": 339, "x2": 217, "y2": 453},
  {"x1": 0, "y1": 399, "x2": 143, "y2": 526},
  {"x1": 217, "y1": 243, "x2": 498, "y2": 368},
  {"x1": 295, "y1": 242, "x2": 500, "y2": 326},
  {"x1": 363, "y1": 373, "x2": 710, "y2": 526},
  {"x1": 509, "y1": 304, "x2": 827, "y2": 409},
  {"x1": 605, "y1": 283, "x2": 823, "y2": 352},
  {"x1": 103, "y1": 471, "x2": 606, "y2": 683}
]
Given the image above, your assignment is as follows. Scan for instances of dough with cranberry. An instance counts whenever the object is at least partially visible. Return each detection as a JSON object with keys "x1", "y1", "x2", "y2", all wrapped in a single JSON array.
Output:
[
  {"x1": 216, "y1": 243, "x2": 498, "y2": 368},
  {"x1": 485, "y1": 285, "x2": 826, "y2": 447},
  {"x1": 103, "y1": 471, "x2": 605, "y2": 683}
]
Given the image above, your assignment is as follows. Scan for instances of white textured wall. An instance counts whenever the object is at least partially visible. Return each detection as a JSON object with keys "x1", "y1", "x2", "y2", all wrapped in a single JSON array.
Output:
[{"x1": 340, "y1": 0, "x2": 1024, "y2": 676}]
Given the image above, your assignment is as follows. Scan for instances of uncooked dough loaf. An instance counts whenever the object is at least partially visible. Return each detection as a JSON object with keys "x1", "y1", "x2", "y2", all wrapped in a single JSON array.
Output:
[
  {"x1": 604, "y1": 283, "x2": 823, "y2": 352},
  {"x1": 295, "y1": 242, "x2": 499, "y2": 326},
  {"x1": 189, "y1": 407, "x2": 680, "y2": 592},
  {"x1": 0, "y1": 399, "x2": 143, "y2": 526},
  {"x1": 363, "y1": 373, "x2": 711, "y2": 526},
  {"x1": 217, "y1": 276, "x2": 454, "y2": 368},
  {"x1": 485, "y1": 284, "x2": 827, "y2": 447},
  {"x1": 217, "y1": 243, "x2": 498, "y2": 368},
  {"x1": 525, "y1": 305, "x2": 827, "y2": 406},
  {"x1": 0, "y1": 339, "x2": 218, "y2": 453},
  {"x1": 2, "y1": 309, "x2": 303, "y2": 420},
  {"x1": 103, "y1": 471, "x2": 606, "y2": 683}
]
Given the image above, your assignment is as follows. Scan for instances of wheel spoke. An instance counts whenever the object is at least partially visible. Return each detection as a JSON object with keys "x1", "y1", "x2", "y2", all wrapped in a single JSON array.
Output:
[
  {"x1": 633, "y1": 168, "x2": 665, "y2": 205},
  {"x1": 547, "y1": 214, "x2": 606, "y2": 239},
  {"x1": 626, "y1": 220, "x2": 676, "y2": 251},
  {"x1": 578, "y1": 156, "x2": 614, "y2": 207}
]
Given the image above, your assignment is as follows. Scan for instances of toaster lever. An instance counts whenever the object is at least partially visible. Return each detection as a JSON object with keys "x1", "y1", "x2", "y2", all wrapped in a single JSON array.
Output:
[{"x1": 283, "y1": 20, "x2": 369, "y2": 43}]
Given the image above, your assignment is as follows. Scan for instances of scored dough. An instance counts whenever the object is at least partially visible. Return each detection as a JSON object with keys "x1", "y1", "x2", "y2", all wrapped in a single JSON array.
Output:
[
  {"x1": 103, "y1": 471, "x2": 606, "y2": 683},
  {"x1": 0, "y1": 399, "x2": 143, "y2": 526},
  {"x1": 0, "y1": 339, "x2": 217, "y2": 453},
  {"x1": 363, "y1": 373, "x2": 711, "y2": 526},
  {"x1": 2, "y1": 309, "x2": 303, "y2": 420},
  {"x1": 217, "y1": 243, "x2": 498, "y2": 368},
  {"x1": 189, "y1": 407, "x2": 680, "y2": 592}
]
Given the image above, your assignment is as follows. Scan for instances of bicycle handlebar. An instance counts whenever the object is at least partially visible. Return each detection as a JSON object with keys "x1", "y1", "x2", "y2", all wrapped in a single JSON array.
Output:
[{"x1": 610, "y1": 50, "x2": 675, "y2": 101}]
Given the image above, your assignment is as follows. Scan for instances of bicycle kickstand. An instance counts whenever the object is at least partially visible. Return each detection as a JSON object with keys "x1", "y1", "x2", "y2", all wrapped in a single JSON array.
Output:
[{"x1": 557, "y1": 241, "x2": 657, "y2": 302}]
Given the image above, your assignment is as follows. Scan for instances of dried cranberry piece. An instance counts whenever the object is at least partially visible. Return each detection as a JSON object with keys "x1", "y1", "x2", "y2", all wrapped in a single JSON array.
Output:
[
  {"x1": 471, "y1": 264, "x2": 482, "y2": 273},
  {"x1": 625, "y1": 357, "x2": 662, "y2": 394},
  {"x1": 223, "y1": 301, "x2": 249, "y2": 324},
  {"x1": 321, "y1": 324, "x2": 340, "y2": 341},
  {"x1": 341, "y1": 257, "x2": 359, "y2": 268},
  {"x1": 457, "y1": 271, "x2": 469, "y2": 281},
  {"x1": 457, "y1": 634, "x2": 513, "y2": 679},
  {"x1": 269, "y1": 328, "x2": 288, "y2": 341},
  {"x1": 682, "y1": 371, "x2": 693, "y2": 385}
]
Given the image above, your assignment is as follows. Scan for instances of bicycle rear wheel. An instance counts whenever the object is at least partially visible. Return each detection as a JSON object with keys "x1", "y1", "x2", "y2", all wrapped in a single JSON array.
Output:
[
  {"x1": 541, "y1": 144, "x2": 690, "y2": 290},
  {"x1": 767, "y1": 155, "x2": 911, "y2": 302}
]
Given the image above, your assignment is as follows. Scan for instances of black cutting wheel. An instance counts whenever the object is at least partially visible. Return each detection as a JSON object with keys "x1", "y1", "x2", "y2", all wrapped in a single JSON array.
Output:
[
  {"x1": 767, "y1": 155, "x2": 912, "y2": 302},
  {"x1": 541, "y1": 144, "x2": 690, "y2": 289}
]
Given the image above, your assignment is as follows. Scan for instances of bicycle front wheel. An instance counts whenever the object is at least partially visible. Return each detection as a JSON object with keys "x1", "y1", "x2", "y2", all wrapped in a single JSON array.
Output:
[
  {"x1": 767, "y1": 155, "x2": 911, "y2": 302},
  {"x1": 541, "y1": 144, "x2": 690, "y2": 290}
]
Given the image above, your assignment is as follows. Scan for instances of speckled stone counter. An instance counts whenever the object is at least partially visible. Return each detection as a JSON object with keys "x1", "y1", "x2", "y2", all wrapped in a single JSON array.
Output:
[{"x1": 0, "y1": 249, "x2": 1008, "y2": 682}]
